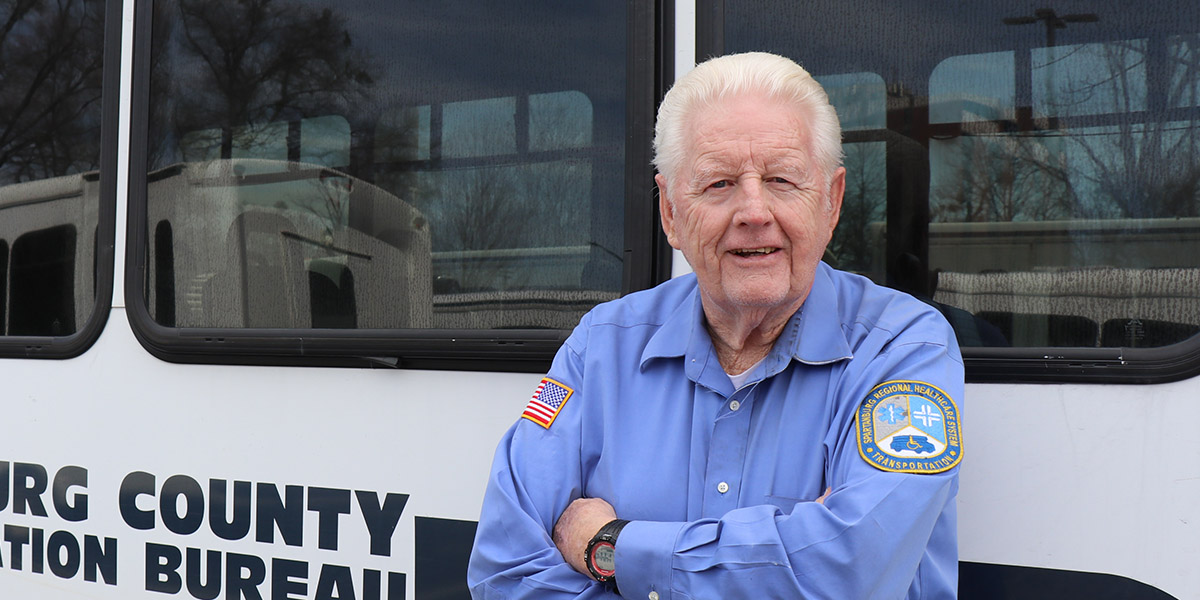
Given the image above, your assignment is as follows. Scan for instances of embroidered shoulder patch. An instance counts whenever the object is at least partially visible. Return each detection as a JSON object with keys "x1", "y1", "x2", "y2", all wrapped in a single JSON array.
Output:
[
  {"x1": 521, "y1": 377, "x2": 574, "y2": 429},
  {"x1": 856, "y1": 380, "x2": 962, "y2": 474}
]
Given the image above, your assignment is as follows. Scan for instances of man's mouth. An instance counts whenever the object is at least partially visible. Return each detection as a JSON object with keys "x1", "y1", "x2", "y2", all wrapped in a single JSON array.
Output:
[{"x1": 731, "y1": 247, "x2": 779, "y2": 257}]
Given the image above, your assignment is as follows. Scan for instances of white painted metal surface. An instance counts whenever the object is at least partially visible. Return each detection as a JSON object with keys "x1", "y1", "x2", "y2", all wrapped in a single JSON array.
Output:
[
  {"x1": 1, "y1": 310, "x2": 539, "y2": 597},
  {"x1": 959, "y1": 380, "x2": 1200, "y2": 597}
]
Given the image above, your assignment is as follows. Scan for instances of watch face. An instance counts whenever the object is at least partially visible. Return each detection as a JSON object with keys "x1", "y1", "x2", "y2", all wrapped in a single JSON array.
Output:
[{"x1": 592, "y1": 541, "x2": 616, "y2": 575}]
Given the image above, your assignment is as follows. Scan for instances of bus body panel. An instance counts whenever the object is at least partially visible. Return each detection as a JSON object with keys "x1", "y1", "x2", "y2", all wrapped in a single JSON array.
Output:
[
  {"x1": 959, "y1": 380, "x2": 1200, "y2": 597},
  {"x1": 0, "y1": 309, "x2": 534, "y2": 598}
]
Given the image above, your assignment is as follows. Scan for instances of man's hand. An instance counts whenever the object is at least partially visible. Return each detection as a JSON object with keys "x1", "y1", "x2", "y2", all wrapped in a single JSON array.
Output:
[{"x1": 552, "y1": 497, "x2": 618, "y2": 577}]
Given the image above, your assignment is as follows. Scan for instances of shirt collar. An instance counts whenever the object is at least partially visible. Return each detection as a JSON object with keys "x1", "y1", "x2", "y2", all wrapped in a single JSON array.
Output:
[
  {"x1": 640, "y1": 277, "x2": 703, "y2": 366},
  {"x1": 639, "y1": 278, "x2": 730, "y2": 392},
  {"x1": 639, "y1": 264, "x2": 854, "y2": 383},
  {"x1": 768, "y1": 263, "x2": 854, "y2": 373}
]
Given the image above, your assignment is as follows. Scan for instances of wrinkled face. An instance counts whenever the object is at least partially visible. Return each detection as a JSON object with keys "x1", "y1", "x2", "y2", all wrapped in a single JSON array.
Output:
[{"x1": 658, "y1": 92, "x2": 845, "y2": 319}]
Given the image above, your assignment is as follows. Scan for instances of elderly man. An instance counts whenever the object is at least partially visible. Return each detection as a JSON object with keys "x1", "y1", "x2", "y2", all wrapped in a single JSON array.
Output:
[{"x1": 468, "y1": 52, "x2": 963, "y2": 599}]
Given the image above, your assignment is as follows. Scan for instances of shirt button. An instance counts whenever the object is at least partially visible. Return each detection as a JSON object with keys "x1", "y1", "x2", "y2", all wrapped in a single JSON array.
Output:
[
  {"x1": 717, "y1": 481, "x2": 729, "y2": 494},
  {"x1": 729, "y1": 400, "x2": 741, "y2": 411},
  {"x1": 649, "y1": 593, "x2": 660, "y2": 600}
]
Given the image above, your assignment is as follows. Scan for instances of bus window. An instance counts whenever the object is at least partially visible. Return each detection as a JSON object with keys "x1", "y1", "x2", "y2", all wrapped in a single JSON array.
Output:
[
  {"x1": 9, "y1": 225, "x2": 78, "y2": 336},
  {"x1": 140, "y1": 0, "x2": 634, "y2": 341},
  {"x1": 0, "y1": 241, "x2": 7, "y2": 331},
  {"x1": 817, "y1": 73, "x2": 888, "y2": 281},
  {"x1": 928, "y1": 37, "x2": 1200, "y2": 348},
  {"x1": 1173, "y1": 34, "x2": 1200, "y2": 109},
  {"x1": 0, "y1": 0, "x2": 106, "y2": 342},
  {"x1": 711, "y1": 0, "x2": 1200, "y2": 357}
]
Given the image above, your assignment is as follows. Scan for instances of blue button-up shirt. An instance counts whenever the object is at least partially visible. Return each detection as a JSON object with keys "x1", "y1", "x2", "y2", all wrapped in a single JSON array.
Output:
[{"x1": 469, "y1": 263, "x2": 964, "y2": 599}]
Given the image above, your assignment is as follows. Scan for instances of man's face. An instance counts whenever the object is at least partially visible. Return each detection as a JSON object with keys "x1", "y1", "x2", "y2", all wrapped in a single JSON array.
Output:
[{"x1": 657, "y1": 92, "x2": 845, "y2": 319}]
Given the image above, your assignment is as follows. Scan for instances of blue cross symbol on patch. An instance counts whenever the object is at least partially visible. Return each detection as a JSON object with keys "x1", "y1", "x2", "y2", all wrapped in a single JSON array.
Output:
[{"x1": 856, "y1": 380, "x2": 962, "y2": 474}]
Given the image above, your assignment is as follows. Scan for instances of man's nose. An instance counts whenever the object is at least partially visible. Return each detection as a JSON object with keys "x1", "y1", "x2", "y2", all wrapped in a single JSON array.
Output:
[{"x1": 734, "y1": 177, "x2": 773, "y2": 225}]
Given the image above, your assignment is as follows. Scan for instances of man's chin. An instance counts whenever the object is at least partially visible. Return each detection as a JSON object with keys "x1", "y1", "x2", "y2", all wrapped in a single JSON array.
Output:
[{"x1": 724, "y1": 287, "x2": 799, "y2": 311}]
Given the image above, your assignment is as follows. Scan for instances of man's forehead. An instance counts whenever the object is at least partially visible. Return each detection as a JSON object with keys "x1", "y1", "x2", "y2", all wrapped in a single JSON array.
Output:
[
  {"x1": 689, "y1": 103, "x2": 809, "y2": 140},
  {"x1": 684, "y1": 97, "x2": 814, "y2": 163},
  {"x1": 690, "y1": 148, "x2": 811, "y2": 171},
  {"x1": 684, "y1": 136, "x2": 816, "y2": 182}
]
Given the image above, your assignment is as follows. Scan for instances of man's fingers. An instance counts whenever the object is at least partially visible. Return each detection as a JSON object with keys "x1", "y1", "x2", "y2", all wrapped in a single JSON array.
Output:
[
  {"x1": 552, "y1": 497, "x2": 619, "y2": 577},
  {"x1": 816, "y1": 487, "x2": 833, "y2": 504}
]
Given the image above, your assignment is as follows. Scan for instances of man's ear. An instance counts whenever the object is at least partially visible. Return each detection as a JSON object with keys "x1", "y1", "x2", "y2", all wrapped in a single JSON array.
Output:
[
  {"x1": 656, "y1": 173, "x2": 680, "y2": 249},
  {"x1": 826, "y1": 166, "x2": 846, "y2": 231}
]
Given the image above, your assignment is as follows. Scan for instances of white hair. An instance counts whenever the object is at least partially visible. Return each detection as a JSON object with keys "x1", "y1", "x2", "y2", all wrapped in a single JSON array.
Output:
[{"x1": 653, "y1": 52, "x2": 844, "y2": 188}]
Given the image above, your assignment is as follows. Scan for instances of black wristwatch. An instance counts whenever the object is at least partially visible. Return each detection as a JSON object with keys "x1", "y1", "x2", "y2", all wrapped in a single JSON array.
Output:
[{"x1": 584, "y1": 518, "x2": 629, "y2": 592}]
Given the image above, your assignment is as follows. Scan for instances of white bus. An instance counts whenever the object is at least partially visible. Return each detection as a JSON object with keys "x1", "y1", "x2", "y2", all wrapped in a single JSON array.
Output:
[{"x1": 1, "y1": 0, "x2": 1197, "y2": 598}]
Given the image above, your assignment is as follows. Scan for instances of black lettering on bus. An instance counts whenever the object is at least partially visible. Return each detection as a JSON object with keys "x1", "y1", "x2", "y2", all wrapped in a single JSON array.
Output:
[
  {"x1": 308, "y1": 487, "x2": 352, "y2": 551},
  {"x1": 255, "y1": 483, "x2": 304, "y2": 547},
  {"x1": 161, "y1": 475, "x2": 205, "y2": 535},
  {"x1": 52, "y1": 466, "x2": 88, "y2": 522},
  {"x1": 13, "y1": 462, "x2": 49, "y2": 517},
  {"x1": 226, "y1": 551, "x2": 267, "y2": 600},
  {"x1": 186, "y1": 547, "x2": 222, "y2": 600},
  {"x1": 120, "y1": 471, "x2": 156, "y2": 530},
  {"x1": 355, "y1": 491, "x2": 408, "y2": 557},
  {"x1": 210, "y1": 479, "x2": 253, "y2": 541}
]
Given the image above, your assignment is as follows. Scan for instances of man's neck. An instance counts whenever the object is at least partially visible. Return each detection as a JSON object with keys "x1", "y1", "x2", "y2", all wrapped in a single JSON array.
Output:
[{"x1": 702, "y1": 300, "x2": 801, "y2": 374}]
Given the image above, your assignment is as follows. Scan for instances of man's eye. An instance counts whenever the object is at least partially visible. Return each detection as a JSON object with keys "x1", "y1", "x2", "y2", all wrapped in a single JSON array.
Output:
[
  {"x1": 710, "y1": 180, "x2": 729, "y2": 189},
  {"x1": 768, "y1": 177, "x2": 791, "y2": 185}
]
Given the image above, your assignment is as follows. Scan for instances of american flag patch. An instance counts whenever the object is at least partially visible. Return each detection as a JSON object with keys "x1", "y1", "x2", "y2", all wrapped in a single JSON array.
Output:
[{"x1": 521, "y1": 378, "x2": 574, "y2": 429}]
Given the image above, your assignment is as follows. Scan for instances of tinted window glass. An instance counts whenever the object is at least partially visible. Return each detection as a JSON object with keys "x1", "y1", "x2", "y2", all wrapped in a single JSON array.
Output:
[
  {"x1": 0, "y1": 0, "x2": 104, "y2": 337},
  {"x1": 10, "y1": 225, "x2": 77, "y2": 336},
  {"x1": 721, "y1": 1, "x2": 1200, "y2": 349},
  {"x1": 145, "y1": 0, "x2": 627, "y2": 331}
]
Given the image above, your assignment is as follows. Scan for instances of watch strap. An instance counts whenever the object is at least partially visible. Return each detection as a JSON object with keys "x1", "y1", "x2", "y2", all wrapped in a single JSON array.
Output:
[
  {"x1": 596, "y1": 518, "x2": 629, "y2": 542},
  {"x1": 585, "y1": 518, "x2": 629, "y2": 592}
]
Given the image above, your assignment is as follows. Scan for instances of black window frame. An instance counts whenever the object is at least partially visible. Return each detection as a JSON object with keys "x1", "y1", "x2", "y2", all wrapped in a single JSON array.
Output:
[
  {"x1": 125, "y1": 0, "x2": 673, "y2": 372},
  {"x1": 0, "y1": 0, "x2": 120, "y2": 360},
  {"x1": 697, "y1": 0, "x2": 1200, "y2": 384}
]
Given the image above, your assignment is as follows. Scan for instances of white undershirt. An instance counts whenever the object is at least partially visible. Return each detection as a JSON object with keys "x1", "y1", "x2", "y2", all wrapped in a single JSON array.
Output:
[{"x1": 727, "y1": 356, "x2": 767, "y2": 390}]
